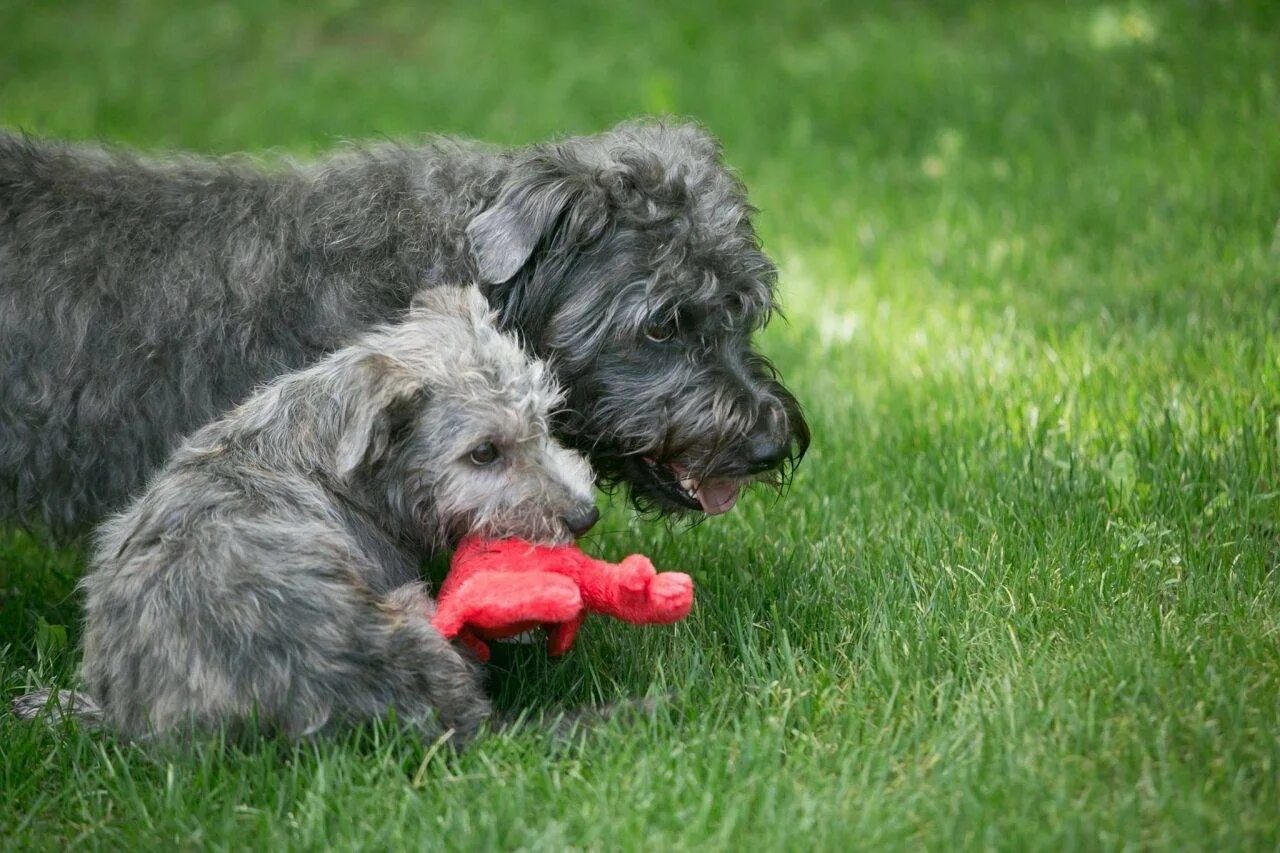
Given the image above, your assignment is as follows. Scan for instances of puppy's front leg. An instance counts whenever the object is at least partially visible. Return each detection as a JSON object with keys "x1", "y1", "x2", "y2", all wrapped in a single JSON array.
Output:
[{"x1": 377, "y1": 582, "x2": 494, "y2": 741}]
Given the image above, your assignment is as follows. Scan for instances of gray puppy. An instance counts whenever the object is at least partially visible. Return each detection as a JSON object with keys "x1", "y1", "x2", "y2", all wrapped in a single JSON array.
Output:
[
  {"x1": 0, "y1": 121, "x2": 808, "y2": 539},
  {"x1": 15, "y1": 285, "x2": 597, "y2": 741}
]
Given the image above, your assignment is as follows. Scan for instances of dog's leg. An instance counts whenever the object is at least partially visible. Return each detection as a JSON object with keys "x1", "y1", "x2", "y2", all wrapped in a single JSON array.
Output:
[{"x1": 374, "y1": 583, "x2": 493, "y2": 741}]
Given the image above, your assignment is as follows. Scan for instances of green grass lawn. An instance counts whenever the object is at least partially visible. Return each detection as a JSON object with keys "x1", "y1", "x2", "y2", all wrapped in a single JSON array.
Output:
[{"x1": 3, "y1": 0, "x2": 1279, "y2": 848}]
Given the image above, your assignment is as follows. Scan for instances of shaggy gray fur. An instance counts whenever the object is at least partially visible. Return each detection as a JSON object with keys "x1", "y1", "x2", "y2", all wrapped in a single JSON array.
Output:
[
  {"x1": 0, "y1": 120, "x2": 808, "y2": 538},
  {"x1": 14, "y1": 286, "x2": 596, "y2": 741}
]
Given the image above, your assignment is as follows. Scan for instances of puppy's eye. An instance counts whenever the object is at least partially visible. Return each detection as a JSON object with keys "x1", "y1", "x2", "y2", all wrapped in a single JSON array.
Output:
[
  {"x1": 645, "y1": 322, "x2": 675, "y2": 343},
  {"x1": 468, "y1": 441, "x2": 500, "y2": 466}
]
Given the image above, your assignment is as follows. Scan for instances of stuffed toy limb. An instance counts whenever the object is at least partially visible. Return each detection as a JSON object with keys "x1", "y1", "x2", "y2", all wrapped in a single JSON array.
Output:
[{"x1": 431, "y1": 537, "x2": 694, "y2": 661}]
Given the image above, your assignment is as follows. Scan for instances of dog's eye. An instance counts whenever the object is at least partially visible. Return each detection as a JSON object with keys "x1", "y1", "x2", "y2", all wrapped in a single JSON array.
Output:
[
  {"x1": 468, "y1": 442, "x2": 500, "y2": 466},
  {"x1": 644, "y1": 322, "x2": 675, "y2": 343}
]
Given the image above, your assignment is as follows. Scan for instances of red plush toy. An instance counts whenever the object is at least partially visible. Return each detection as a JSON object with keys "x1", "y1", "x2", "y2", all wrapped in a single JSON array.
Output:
[{"x1": 431, "y1": 537, "x2": 694, "y2": 661}]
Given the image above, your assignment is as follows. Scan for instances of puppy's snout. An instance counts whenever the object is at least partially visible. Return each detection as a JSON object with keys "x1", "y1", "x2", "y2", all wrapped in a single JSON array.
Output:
[{"x1": 561, "y1": 503, "x2": 600, "y2": 538}]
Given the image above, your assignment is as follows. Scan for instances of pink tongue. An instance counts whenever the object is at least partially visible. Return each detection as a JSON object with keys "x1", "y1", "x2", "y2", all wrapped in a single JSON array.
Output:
[{"x1": 694, "y1": 479, "x2": 741, "y2": 515}]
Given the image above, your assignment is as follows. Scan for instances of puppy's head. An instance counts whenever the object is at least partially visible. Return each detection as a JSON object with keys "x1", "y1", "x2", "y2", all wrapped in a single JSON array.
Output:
[
  {"x1": 468, "y1": 120, "x2": 809, "y2": 516},
  {"x1": 336, "y1": 285, "x2": 598, "y2": 548}
]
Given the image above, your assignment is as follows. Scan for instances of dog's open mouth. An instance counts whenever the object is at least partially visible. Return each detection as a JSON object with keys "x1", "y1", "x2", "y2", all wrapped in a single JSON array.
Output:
[{"x1": 639, "y1": 457, "x2": 743, "y2": 515}]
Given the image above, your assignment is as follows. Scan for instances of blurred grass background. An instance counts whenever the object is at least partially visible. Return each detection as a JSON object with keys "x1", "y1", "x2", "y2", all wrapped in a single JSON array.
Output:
[{"x1": 2, "y1": 0, "x2": 1279, "y2": 848}]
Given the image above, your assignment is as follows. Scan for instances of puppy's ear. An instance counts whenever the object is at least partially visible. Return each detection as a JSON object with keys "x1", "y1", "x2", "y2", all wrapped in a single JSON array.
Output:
[
  {"x1": 467, "y1": 154, "x2": 608, "y2": 284},
  {"x1": 336, "y1": 354, "x2": 427, "y2": 479}
]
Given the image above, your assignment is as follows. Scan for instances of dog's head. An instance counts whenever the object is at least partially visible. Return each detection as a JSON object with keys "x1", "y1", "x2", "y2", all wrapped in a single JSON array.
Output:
[
  {"x1": 467, "y1": 121, "x2": 809, "y2": 515},
  {"x1": 335, "y1": 285, "x2": 598, "y2": 548}
]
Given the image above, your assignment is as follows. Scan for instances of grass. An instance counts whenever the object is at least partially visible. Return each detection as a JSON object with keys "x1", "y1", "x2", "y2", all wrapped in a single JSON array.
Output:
[{"x1": 2, "y1": 0, "x2": 1279, "y2": 848}]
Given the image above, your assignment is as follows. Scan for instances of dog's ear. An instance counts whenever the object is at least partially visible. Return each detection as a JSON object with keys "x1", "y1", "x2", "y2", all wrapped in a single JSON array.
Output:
[
  {"x1": 336, "y1": 354, "x2": 427, "y2": 479},
  {"x1": 467, "y1": 155, "x2": 608, "y2": 284}
]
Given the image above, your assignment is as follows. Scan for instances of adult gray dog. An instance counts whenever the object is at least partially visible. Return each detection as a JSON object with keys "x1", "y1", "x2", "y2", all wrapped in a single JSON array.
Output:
[
  {"x1": 0, "y1": 120, "x2": 808, "y2": 538},
  {"x1": 15, "y1": 286, "x2": 598, "y2": 741}
]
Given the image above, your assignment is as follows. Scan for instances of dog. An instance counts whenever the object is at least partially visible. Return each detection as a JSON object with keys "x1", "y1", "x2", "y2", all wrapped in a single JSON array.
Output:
[
  {"x1": 13, "y1": 286, "x2": 597, "y2": 741},
  {"x1": 0, "y1": 120, "x2": 808, "y2": 538}
]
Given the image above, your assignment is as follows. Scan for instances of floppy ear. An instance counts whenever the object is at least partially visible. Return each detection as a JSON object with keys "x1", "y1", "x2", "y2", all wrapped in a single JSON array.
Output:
[
  {"x1": 335, "y1": 355, "x2": 427, "y2": 479},
  {"x1": 467, "y1": 157, "x2": 608, "y2": 284}
]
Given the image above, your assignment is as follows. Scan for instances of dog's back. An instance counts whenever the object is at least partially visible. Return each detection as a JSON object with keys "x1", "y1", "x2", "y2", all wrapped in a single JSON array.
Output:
[{"x1": 0, "y1": 133, "x2": 464, "y2": 535}]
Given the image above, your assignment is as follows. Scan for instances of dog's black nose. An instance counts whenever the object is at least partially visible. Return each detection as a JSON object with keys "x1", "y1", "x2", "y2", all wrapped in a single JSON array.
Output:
[
  {"x1": 744, "y1": 404, "x2": 792, "y2": 471},
  {"x1": 562, "y1": 504, "x2": 600, "y2": 537},
  {"x1": 746, "y1": 432, "x2": 790, "y2": 471}
]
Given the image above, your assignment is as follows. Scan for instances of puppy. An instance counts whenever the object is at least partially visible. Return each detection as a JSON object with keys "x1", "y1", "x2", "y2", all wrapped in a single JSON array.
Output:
[{"x1": 14, "y1": 285, "x2": 596, "y2": 741}]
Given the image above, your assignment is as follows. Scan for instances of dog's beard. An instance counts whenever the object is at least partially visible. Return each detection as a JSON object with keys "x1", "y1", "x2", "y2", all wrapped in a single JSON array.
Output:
[
  {"x1": 559, "y1": 384, "x2": 807, "y2": 517},
  {"x1": 627, "y1": 456, "x2": 747, "y2": 515},
  {"x1": 541, "y1": 336, "x2": 808, "y2": 516}
]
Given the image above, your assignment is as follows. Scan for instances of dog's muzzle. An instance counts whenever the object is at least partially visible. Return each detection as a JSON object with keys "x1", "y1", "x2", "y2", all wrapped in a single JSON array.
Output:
[{"x1": 632, "y1": 395, "x2": 807, "y2": 515}]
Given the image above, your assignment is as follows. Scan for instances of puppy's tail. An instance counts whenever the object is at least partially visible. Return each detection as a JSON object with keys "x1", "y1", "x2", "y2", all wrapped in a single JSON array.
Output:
[{"x1": 11, "y1": 688, "x2": 104, "y2": 730}]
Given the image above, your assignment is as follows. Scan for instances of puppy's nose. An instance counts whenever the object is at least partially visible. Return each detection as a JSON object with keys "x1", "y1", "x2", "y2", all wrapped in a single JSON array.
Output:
[
  {"x1": 745, "y1": 405, "x2": 791, "y2": 472},
  {"x1": 562, "y1": 504, "x2": 600, "y2": 537}
]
